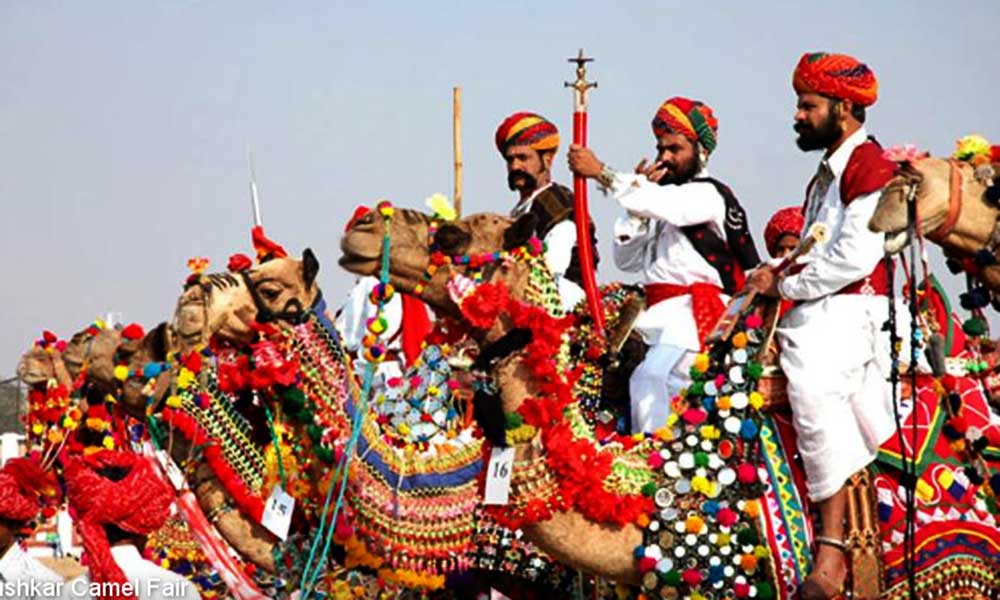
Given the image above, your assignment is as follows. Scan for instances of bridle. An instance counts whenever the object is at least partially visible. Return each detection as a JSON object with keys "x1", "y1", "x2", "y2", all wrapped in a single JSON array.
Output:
[{"x1": 924, "y1": 158, "x2": 964, "y2": 243}]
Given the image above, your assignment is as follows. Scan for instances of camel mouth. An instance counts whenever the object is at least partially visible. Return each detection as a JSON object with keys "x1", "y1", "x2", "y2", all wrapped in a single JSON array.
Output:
[
  {"x1": 883, "y1": 230, "x2": 912, "y2": 255},
  {"x1": 339, "y1": 234, "x2": 381, "y2": 275}
]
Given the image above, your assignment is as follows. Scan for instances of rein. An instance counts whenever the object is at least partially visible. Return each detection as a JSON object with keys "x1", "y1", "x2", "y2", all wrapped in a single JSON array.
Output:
[{"x1": 926, "y1": 159, "x2": 964, "y2": 242}]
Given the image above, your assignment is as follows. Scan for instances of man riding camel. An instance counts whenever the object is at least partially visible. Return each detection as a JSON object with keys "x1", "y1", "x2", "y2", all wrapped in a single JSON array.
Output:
[
  {"x1": 496, "y1": 111, "x2": 600, "y2": 310},
  {"x1": 568, "y1": 97, "x2": 760, "y2": 433},
  {"x1": 748, "y1": 52, "x2": 898, "y2": 599},
  {"x1": 764, "y1": 206, "x2": 805, "y2": 260}
]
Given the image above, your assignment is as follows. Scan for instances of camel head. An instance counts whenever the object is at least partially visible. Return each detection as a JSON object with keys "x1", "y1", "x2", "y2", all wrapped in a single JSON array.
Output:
[
  {"x1": 174, "y1": 250, "x2": 322, "y2": 349},
  {"x1": 870, "y1": 157, "x2": 996, "y2": 254},
  {"x1": 340, "y1": 206, "x2": 540, "y2": 318},
  {"x1": 17, "y1": 326, "x2": 121, "y2": 390}
]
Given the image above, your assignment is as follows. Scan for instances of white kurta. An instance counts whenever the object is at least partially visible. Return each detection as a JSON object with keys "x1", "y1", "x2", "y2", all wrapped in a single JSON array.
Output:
[
  {"x1": 777, "y1": 127, "x2": 897, "y2": 502},
  {"x1": 605, "y1": 169, "x2": 729, "y2": 432},
  {"x1": 63, "y1": 545, "x2": 200, "y2": 600},
  {"x1": 511, "y1": 183, "x2": 590, "y2": 310},
  {"x1": 0, "y1": 542, "x2": 63, "y2": 600}
]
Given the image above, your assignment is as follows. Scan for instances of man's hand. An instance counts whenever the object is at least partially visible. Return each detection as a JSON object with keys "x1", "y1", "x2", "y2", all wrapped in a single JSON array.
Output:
[
  {"x1": 747, "y1": 267, "x2": 781, "y2": 298},
  {"x1": 568, "y1": 144, "x2": 604, "y2": 179},
  {"x1": 634, "y1": 158, "x2": 667, "y2": 183}
]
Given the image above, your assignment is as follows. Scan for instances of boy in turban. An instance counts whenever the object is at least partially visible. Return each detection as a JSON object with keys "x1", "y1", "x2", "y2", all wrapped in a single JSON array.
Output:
[
  {"x1": 569, "y1": 97, "x2": 760, "y2": 433},
  {"x1": 748, "y1": 52, "x2": 897, "y2": 599},
  {"x1": 62, "y1": 451, "x2": 199, "y2": 599},
  {"x1": 496, "y1": 111, "x2": 599, "y2": 309},
  {"x1": 0, "y1": 457, "x2": 64, "y2": 597},
  {"x1": 764, "y1": 206, "x2": 805, "y2": 259}
]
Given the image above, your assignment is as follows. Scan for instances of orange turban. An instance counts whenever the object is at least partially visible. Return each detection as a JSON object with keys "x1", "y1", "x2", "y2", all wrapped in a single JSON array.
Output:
[
  {"x1": 651, "y1": 97, "x2": 719, "y2": 154},
  {"x1": 764, "y1": 206, "x2": 805, "y2": 258},
  {"x1": 64, "y1": 451, "x2": 173, "y2": 599},
  {"x1": 793, "y1": 52, "x2": 878, "y2": 107},
  {"x1": 495, "y1": 112, "x2": 559, "y2": 155}
]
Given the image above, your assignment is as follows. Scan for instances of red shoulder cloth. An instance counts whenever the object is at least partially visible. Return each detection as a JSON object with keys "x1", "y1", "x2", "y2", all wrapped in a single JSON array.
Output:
[{"x1": 840, "y1": 140, "x2": 896, "y2": 205}]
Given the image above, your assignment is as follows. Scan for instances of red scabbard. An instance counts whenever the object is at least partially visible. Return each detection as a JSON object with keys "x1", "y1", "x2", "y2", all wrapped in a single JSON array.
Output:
[{"x1": 572, "y1": 110, "x2": 605, "y2": 334}]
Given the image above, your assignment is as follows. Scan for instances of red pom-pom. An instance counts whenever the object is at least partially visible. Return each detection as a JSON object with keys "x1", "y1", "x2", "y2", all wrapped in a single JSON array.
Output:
[
  {"x1": 737, "y1": 463, "x2": 758, "y2": 484},
  {"x1": 637, "y1": 557, "x2": 657, "y2": 573},
  {"x1": 682, "y1": 408, "x2": 708, "y2": 426},
  {"x1": 121, "y1": 323, "x2": 145, "y2": 341},
  {"x1": 717, "y1": 507, "x2": 738, "y2": 527},
  {"x1": 734, "y1": 582, "x2": 751, "y2": 597},
  {"x1": 228, "y1": 253, "x2": 253, "y2": 272},
  {"x1": 990, "y1": 145, "x2": 1000, "y2": 163},
  {"x1": 43, "y1": 331, "x2": 58, "y2": 344},
  {"x1": 54, "y1": 341, "x2": 67, "y2": 353},
  {"x1": 682, "y1": 568, "x2": 703, "y2": 585},
  {"x1": 182, "y1": 352, "x2": 202, "y2": 374}
]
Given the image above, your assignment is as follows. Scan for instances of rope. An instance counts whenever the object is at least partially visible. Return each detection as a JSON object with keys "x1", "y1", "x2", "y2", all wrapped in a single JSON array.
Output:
[{"x1": 262, "y1": 398, "x2": 287, "y2": 490}]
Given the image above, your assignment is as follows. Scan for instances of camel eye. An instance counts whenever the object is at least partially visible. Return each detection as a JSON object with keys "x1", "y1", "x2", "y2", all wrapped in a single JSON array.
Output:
[{"x1": 258, "y1": 284, "x2": 281, "y2": 301}]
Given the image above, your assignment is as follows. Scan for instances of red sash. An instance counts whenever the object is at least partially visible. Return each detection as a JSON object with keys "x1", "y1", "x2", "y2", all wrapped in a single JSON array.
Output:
[{"x1": 646, "y1": 282, "x2": 725, "y2": 346}]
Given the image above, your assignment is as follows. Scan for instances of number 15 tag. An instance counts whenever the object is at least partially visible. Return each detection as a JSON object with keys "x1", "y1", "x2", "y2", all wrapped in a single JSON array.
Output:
[
  {"x1": 261, "y1": 486, "x2": 295, "y2": 541},
  {"x1": 484, "y1": 446, "x2": 515, "y2": 506}
]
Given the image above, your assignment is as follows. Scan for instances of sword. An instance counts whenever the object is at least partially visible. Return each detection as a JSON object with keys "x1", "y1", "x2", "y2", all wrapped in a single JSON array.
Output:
[
  {"x1": 247, "y1": 146, "x2": 262, "y2": 227},
  {"x1": 565, "y1": 49, "x2": 605, "y2": 335}
]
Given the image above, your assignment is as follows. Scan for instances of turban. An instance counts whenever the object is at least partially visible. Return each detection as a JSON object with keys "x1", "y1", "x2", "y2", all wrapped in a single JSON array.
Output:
[
  {"x1": 793, "y1": 52, "x2": 878, "y2": 107},
  {"x1": 64, "y1": 451, "x2": 173, "y2": 599},
  {"x1": 764, "y1": 206, "x2": 805, "y2": 258},
  {"x1": 651, "y1": 97, "x2": 719, "y2": 154},
  {"x1": 0, "y1": 457, "x2": 55, "y2": 523},
  {"x1": 495, "y1": 112, "x2": 559, "y2": 155}
]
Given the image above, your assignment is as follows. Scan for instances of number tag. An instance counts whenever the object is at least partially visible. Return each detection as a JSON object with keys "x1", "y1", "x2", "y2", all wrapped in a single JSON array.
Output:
[
  {"x1": 262, "y1": 486, "x2": 295, "y2": 541},
  {"x1": 483, "y1": 446, "x2": 515, "y2": 506}
]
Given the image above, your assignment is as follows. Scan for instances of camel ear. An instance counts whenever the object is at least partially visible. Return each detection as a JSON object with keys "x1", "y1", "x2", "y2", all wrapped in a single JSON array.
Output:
[
  {"x1": 302, "y1": 248, "x2": 320, "y2": 289},
  {"x1": 434, "y1": 224, "x2": 472, "y2": 254},
  {"x1": 503, "y1": 213, "x2": 538, "y2": 250}
]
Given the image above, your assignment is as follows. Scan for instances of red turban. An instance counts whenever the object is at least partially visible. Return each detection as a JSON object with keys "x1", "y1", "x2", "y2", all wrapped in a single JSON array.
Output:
[
  {"x1": 793, "y1": 52, "x2": 878, "y2": 107},
  {"x1": 764, "y1": 206, "x2": 805, "y2": 258},
  {"x1": 64, "y1": 451, "x2": 173, "y2": 599},
  {"x1": 652, "y1": 97, "x2": 719, "y2": 154},
  {"x1": 495, "y1": 112, "x2": 559, "y2": 155},
  {"x1": 0, "y1": 457, "x2": 55, "y2": 523}
]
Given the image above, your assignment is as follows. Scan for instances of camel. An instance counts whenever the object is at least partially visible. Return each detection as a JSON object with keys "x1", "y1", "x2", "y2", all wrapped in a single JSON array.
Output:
[
  {"x1": 340, "y1": 206, "x2": 1000, "y2": 599},
  {"x1": 869, "y1": 156, "x2": 1000, "y2": 292}
]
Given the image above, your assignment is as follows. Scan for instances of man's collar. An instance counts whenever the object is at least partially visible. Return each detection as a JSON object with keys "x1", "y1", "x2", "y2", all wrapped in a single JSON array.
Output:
[
  {"x1": 825, "y1": 126, "x2": 868, "y2": 178},
  {"x1": 511, "y1": 181, "x2": 555, "y2": 216}
]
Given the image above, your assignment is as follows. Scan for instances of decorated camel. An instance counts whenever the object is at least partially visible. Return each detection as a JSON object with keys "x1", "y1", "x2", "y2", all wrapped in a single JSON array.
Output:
[{"x1": 338, "y1": 204, "x2": 1000, "y2": 598}]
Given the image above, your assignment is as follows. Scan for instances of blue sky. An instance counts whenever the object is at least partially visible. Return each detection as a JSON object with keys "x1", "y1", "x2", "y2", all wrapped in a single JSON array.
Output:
[{"x1": 2, "y1": 1, "x2": 998, "y2": 373}]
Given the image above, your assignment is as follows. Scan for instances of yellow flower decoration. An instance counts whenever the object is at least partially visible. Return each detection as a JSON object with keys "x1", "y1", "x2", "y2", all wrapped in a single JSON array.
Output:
[
  {"x1": 176, "y1": 368, "x2": 195, "y2": 389},
  {"x1": 113, "y1": 365, "x2": 129, "y2": 381},
  {"x1": 425, "y1": 193, "x2": 456, "y2": 221},
  {"x1": 102, "y1": 436, "x2": 115, "y2": 450},
  {"x1": 166, "y1": 395, "x2": 183, "y2": 409},
  {"x1": 954, "y1": 134, "x2": 991, "y2": 162}
]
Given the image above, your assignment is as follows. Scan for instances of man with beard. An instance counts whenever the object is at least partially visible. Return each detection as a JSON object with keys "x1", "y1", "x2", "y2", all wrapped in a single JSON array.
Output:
[
  {"x1": 496, "y1": 111, "x2": 598, "y2": 309},
  {"x1": 568, "y1": 97, "x2": 759, "y2": 433},
  {"x1": 747, "y1": 52, "x2": 897, "y2": 599}
]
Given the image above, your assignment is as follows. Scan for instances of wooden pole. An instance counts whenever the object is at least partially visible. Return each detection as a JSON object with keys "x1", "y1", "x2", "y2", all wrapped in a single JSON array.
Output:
[{"x1": 453, "y1": 86, "x2": 463, "y2": 217}]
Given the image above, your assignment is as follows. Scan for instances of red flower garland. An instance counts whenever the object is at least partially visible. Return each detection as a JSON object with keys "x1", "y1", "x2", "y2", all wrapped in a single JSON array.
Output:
[{"x1": 464, "y1": 281, "x2": 653, "y2": 529}]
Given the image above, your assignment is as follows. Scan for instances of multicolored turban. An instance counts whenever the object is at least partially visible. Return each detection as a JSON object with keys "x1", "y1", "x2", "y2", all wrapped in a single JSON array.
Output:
[
  {"x1": 64, "y1": 451, "x2": 173, "y2": 599},
  {"x1": 0, "y1": 457, "x2": 55, "y2": 523},
  {"x1": 495, "y1": 112, "x2": 560, "y2": 155},
  {"x1": 651, "y1": 97, "x2": 719, "y2": 154},
  {"x1": 763, "y1": 206, "x2": 805, "y2": 258},
  {"x1": 793, "y1": 52, "x2": 878, "y2": 107}
]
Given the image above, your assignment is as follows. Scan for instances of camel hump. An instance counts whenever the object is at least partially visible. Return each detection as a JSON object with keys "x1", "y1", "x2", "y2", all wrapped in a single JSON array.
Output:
[{"x1": 841, "y1": 139, "x2": 897, "y2": 205}]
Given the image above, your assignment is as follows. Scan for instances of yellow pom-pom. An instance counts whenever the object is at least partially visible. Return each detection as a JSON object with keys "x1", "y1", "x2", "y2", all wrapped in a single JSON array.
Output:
[
  {"x1": 113, "y1": 365, "x2": 129, "y2": 381},
  {"x1": 749, "y1": 391, "x2": 765, "y2": 410},
  {"x1": 954, "y1": 134, "x2": 991, "y2": 162},
  {"x1": 47, "y1": 430, "x2": 64, "y2": 444},
  {"x1": 32, "y1": 423, "x2": 44, "y2": 435},
  {"x1": 166, "y1": 395, "x2": 183, "y2": 409},
  {"x1": 693, "y1": 353, "x2": 710, "y2": 373},
  {"x1": 685, "y1": 515, "x2": 705, "y2": 533},
  {"x1": 731, "y1": 332, "x2": 748, "y2": 349},
  {"x1": 699, "y1": 425, "x2": 720, "y2": 440},
  {"x1": 176, "y1": 368, "x2": 195, "y2": 390},
  {"x1": 102, "y1": 436, "x2": 115, "y2": 450}
]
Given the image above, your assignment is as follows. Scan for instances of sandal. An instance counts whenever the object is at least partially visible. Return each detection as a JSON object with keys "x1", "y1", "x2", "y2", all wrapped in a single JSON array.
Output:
[{"x1": 801, "y1": 536, "x2": 848, "y2": 600}]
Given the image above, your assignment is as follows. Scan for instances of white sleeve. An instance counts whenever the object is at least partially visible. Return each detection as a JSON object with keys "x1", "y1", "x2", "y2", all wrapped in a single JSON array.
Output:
[
  {"x1": 542, "y1": 219, "x2": 577, "y2": 278},
  {"x1": 612, "y1": 215, "x2": 653, "y2": 272},
  {"x1": 608, "y1": 172, "x2": 726, "y2": 227},
  {"x1": 778, "y1": 190, "x2": 885, "y2": 300},
  {"x1": 334, "y1": 279, "x2": 375, "y2": 352}
]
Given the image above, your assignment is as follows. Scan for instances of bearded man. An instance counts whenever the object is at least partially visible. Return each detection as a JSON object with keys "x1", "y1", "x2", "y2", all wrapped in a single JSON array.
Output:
[
  {"x1": 496, "y1": 112, "x2": 599, "y2": 310},
  {"x1": 0, "y1": 458, "x2": 63, "y2": 597},
  {"x1": 748, "y1": 52, "x2": 897, "y2": 599},
  {"x1": 568, "y1": 97, "x2": 760, "y2": 433}
]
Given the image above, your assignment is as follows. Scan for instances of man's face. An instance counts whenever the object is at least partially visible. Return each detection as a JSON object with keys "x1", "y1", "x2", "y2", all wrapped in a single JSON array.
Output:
[
  {"x1": 504, "y1": 145, "x2": 549, "y2": 193},
  {"x1": 794, "y1": 93, "x2": 843, "y2": 152},
  {"x1": 654, "y1": 132, "x2": 701, "y2": 185},
  {"x1": 774, "y1": 233, "x2": 800, "y2": 258}
]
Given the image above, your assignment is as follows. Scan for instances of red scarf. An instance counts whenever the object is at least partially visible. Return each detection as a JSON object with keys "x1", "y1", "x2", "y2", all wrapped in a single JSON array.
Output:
[{"x1": 645, "y1": 282, "x2": 725, "y2": 346}]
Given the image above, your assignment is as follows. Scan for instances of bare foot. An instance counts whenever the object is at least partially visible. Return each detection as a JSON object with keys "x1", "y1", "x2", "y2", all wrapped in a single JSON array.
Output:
[{"x1": 801, "y1": 544, "x2": 847, "y2": 600}]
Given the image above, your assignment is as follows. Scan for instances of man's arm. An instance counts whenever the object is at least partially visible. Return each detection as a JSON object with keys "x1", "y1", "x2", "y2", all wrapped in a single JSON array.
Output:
[
  {"x1": 607, "y1": 173, "x2": 725, "y2": 227},
  {"x1": 778, "y1": 190, "x2": 885, "y2": 300},
  {"x1": 542, "y1": 220, "x2": 576, "y2": 278}
]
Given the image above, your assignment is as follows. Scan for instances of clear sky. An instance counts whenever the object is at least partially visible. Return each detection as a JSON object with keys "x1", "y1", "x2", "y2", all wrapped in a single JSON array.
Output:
[{"x1": 2, "y1": 1, "x2": 998, "y2": 374}]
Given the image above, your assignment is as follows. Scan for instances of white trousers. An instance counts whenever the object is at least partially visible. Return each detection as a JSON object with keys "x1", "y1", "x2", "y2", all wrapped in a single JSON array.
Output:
[
  {"x1": 630, "y1": 343, "x2": 695, "y2": 433},
  {"x1": 777, "y1": 295, "x2": 897, "y2": 501}
]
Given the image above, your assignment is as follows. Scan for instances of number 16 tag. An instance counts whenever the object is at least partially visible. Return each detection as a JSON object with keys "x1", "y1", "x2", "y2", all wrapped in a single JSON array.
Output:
[{"x1": 484, "y1": 446, "x2": 515, "y2": 506}]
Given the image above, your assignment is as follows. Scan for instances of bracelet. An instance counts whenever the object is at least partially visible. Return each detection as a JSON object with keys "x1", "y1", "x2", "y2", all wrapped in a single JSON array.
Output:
[{"x1": 597, "y1": 164, "x2": 616, "y2": 189}]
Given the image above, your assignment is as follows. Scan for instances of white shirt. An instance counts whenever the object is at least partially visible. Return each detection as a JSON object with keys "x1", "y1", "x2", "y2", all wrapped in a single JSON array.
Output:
[
  {"x1": 779, "y1": 127, "x2": 886, "y2": 301},
  {"x1": 0, "y1": 542, "x2": 63, "y2": 600},
  {"x1": 511, "y1": 182, "x2": 591, "y2": 309},
  {"x1": 606, "y1": 169, "x2": 728, "y2": 350},
  {"x1": 63, "y1": 545, "x2": 200, "y2": 600},
  {"x1": 335, "y1": 276, "x2": 404, "y2": 353}
]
